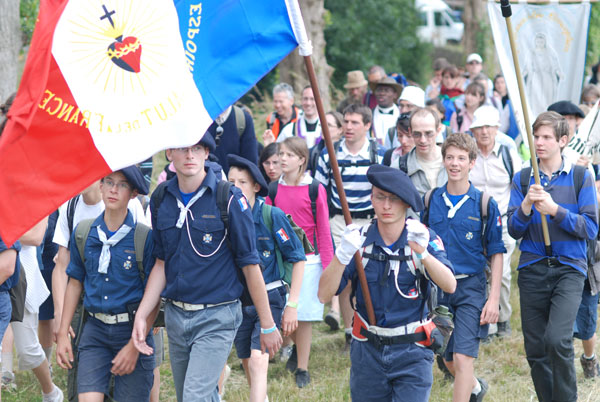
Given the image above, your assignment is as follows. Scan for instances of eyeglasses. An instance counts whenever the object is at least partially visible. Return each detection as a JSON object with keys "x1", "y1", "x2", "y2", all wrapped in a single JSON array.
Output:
[
  {"x1": 373, "y1": 193, "x2": 402, "y2": 203},
  {"x1": 103, "y1": 178, "x2": 131, "y2": 191},
  {"x1": 411, "y1": 131, "x2": 436, "y2": 139},
  {"x1": 174, "y1": 145, "x2": 205, "y2": 154}
]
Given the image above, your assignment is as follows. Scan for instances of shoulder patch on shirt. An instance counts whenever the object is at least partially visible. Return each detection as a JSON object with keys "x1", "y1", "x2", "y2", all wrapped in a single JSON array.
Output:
[
  {"x1": 238, "y1": 197, "x2": 248, "y2": 211},
  {"x1": 429, "y1": 236, "x2": 444, "y2": 251},
  {"x1": 276, "y1": 228, "x2": 290, "y2": 243}
]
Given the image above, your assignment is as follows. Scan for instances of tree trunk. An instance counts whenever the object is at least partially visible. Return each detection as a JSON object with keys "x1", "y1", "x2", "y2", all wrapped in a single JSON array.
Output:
[
  {"x1": 0, "y1": 0, "x2": 21, "y2": 103},
  {"x1": 279, "y1": 0, "x2": 332, "y2": 110},
  {"x1": 462, "y1": 0, "x2": 483, "y2": 56}
]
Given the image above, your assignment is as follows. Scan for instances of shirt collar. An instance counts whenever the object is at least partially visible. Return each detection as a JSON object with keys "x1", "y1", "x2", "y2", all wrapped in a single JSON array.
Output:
[
  {"x1": 534, "y1": 157, "x2": 571, "y2": 179},
  {"x1": 363, "y1": 220, "x2": 407, "y2": 252},
  {"x1": 279, "y1": 172, "x2": 312, "y2": 186},
  {"x1": 92, "y1": 210, "x2": 135, "y2": 233},
  {"x1": 166, "y1": 167, "x2": 218, "y2": 201},
  {"x1": 339, "y1": 138, "x2": 371, "y2": 159}
]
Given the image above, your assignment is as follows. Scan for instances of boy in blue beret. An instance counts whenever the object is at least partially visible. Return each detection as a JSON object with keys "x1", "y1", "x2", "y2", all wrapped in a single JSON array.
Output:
[
  {"x1": 56, "y1": 166, "x2": 157, "y2": 402},
  {"x1": 319, "y1": 164, "x2": 456, "y2": 402},
  {"x1": 423, "y1": 133, "x2": 506, "y2": 402},
  {"x1": 227, "y1": 154, "x2": 306, "y2": 402}
]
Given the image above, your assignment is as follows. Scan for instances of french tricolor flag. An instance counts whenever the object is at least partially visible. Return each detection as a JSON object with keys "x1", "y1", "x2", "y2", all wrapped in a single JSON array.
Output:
[{"x1": 0, "y1": 0, "x2": 310, "y2": 244}]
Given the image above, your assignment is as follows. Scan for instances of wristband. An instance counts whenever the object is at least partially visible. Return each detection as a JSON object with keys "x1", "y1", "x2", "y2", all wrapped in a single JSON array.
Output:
[
  {"x1": 416, "y1": 249, "x2": 430, "y2": 260},
  {"x1": 286, "y1": 301, "x2": 298, "y2": 309},
  {"x1": 261, "y1": 324, "x2": 277, "y2": 334}
]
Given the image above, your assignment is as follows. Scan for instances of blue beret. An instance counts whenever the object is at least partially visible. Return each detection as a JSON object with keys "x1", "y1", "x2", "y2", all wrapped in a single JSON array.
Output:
[
  {"x1": 366, "y1": 165, "x2": 424, "y2": 212},
  {"x1": 227, "y1": 155, "x2": 268, "y2": 197},
  {"x1": 119, "y1": 165, "x2": 149, "y2": 195},
  {"x1": 547, "y1": 101, "x2": 584, "y2": 118},
  {"x1": 199, "y1": 132, "x2": 216, "y2": 153}
]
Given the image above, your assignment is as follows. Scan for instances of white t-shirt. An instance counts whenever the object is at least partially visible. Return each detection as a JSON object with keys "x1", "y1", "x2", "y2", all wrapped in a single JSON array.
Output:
[
  {"x1": 52, "y1": 197, "x2": 148, "y2": 248},
  {"x1": 418, "y1": 150, "x2": 444, "y2": 190}
]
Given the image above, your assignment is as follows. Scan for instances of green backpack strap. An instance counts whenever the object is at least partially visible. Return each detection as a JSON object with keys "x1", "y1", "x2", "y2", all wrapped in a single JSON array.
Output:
[
  {"x1": 133, "y1": 223, "x2": 151, "y2": 282},
  {"x1": 261, "y1": 203, "x2": 286, "y2": 282},
  {"x1": 74, "y1": 219, "x2": 94, "y2": 264},
  {"x1": 233, "y1": 105, "x2": 246, "y2": 137}
]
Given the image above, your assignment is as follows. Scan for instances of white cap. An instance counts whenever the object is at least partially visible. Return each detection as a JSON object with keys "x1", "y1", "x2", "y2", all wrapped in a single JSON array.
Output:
[
  {"x1": 398, "y1": 86, "x2": 425, "y2": 108},
  {"x1": 470, "y1": 106, "x2": 500, "y2": 129},
  {"x1": 466, "y1": 53, "x2": 483, "y2": 64}
]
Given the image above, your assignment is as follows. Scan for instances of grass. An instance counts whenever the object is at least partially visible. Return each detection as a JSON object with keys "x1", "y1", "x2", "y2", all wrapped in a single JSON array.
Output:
[{"x1": 3, "y1": 252, "x2": 600, "y2": 401}]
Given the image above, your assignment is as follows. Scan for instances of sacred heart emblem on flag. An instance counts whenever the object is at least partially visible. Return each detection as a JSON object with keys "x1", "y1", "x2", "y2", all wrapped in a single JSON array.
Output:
[{"x1": 108, "y1": 36, "x2": 142, "y2": 73}]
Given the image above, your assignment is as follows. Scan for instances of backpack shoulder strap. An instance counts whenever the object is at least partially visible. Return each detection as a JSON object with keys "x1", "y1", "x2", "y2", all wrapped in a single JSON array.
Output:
[
  {"x1": 150, "y1": 181, "x2": 169, "y2": 227},
  {"x1": 499, "y1": 144, "x2": 514, "y2": 181},
  {"x1": 233, "y1": 105, "x2": 246, "y2": 137},
  {"x1": 399, "y1": 154, "x2": 409, "y2": 173},
  {"x1": 216, "y1": 180, "x2": 234, "y2": 229},
  {"x1": 309, "y1": 178, "x2": 320, "y2": 254},
  {"x1": 261, "y1": 202, "x2": 273, "y2": 230},
  {"x1": 383, "y1": 148, "x2": 394, "y2": 167},
  {"x1": 520, "y1": 167, "x2": 532, "y2": 196},
  {"x1": 74, "y1": 218, "x2": 94, "y2": 264},
  {"x1": 480, "y1": 191, "x2": 491, "y2": 256},
  {"x1": 368, "y1": 137, "x2": 378, "y2": 164},
  {"x1": 134, "y1": 223, "x2": 151, "y2": 282},
  {"x1": 387, "y1": 127, "x2": 395, "y2": 148},
  {"x1": 422, "y1": 187, "x2": 437, "y2": 226},
  {"x1": 268, "y1": 181, "x2": 279, "y2": 206},
  {"x1": 67, "y1": 195, "x2": 81, "y2": 237}
]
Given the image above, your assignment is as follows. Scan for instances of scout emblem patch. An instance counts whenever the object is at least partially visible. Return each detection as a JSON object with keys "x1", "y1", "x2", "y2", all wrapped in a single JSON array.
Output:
[
  {"x1": 263, "y1": 250, "x2": 271, "y2": 258},
  {"x1": 276, "y1": 228, "x2": 290, "y2": 243},
  {"x1": 465, "y1": 232, "x2": 473, "y2": 240},
  {"x1": 203, "y1": 233, "x2": 212, "y2": 243},
  {"x1": 123, "y1": 260, "x2": 132, "y2": 270}
]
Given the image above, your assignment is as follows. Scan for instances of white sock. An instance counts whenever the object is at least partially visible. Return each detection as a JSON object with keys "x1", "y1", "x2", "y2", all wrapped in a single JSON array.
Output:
[
  {"x1": 1, "y1": 352, "x2": 13, "y2": 373},
  {"x1": 44, "y1": 347, "x2": 53, "y2": 363},
  {"x1": 43, "y1": 384, "x2": 57, "y2": 396},
  {"x1": 584, "y1": 353, "x2": 596, "y2": 360},
  {"x1": 472, "y1": 379, "x2": 481, "y2": 395}
]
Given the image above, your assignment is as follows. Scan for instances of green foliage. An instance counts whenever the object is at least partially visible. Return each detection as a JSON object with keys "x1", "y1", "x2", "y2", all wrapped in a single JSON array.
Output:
[
  {"x1": 324, "y1": 0, "x2": 433, "y2": 88},
  {"x1": 20, "y1": 0, "x2": 40, "y2": 46},
  {"x1": 587, "y1": 3, "x2": 600, "y2": 69}
]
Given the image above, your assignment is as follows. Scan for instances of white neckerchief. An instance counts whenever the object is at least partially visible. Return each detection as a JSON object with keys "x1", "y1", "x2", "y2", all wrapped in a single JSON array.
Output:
[
  {"x1": 96, "y1": 225, "x2": 133, "y2": 274},
  {"x1": 176, "y1": 187, "x2": 207, "y2": 228},
  {"x1": 442, "y1": 192, "x2": 470, "y2": 219}
]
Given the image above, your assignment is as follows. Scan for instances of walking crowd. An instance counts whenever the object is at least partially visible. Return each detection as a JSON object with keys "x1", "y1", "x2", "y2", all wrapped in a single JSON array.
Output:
[{"x1": 1, "y1": 52, "x2": 600, "y2": 402}]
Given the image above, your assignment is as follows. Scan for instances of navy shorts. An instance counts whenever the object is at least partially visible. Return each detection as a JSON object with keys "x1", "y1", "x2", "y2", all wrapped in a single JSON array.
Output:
[
  {"x1": 38, "y1": 267, "x2": 54, "y2": 321},
  {"x1": 350, "y1": 339, "x2": 434, "y2": 402},
  {"x1": 438, "y1": 271, "x2": 488, "y2": 361},
  {"x1": 234, "y1": 285, "x2": 286, "y2": 359},
  {"x1": 77, "y1": 317, "x2": 155, "y2": 402},
  {"x1": 574, "y1": 279, "x2": 599, "y2": 341}
]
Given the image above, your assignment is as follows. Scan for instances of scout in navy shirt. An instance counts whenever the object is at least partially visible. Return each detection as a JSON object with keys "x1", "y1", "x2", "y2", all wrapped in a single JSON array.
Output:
[
  {"x1": 56, "y1": 166, "x2": 156, "y2": 402},
  {"x1": 131, "y1": 134, "x2": 282, "y2": 402},
  {"x1": 228, "y1": 155, "x2": 306, "y2": 402},
  {"x1": 318, "y1": 165, "x2": 456, "y2": 402},
  {"x1": 423, "y1": 133, "x2": 505, "y2": 402}
]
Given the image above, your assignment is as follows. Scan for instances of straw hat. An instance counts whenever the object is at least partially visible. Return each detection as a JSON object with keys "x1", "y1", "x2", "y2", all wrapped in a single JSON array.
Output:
[
  {"x1": 369, "y1": 76, "x2": 403, "y2": 95},
  {"x1": 344, "y1": 70, "x2": 369, "y2": 89}
]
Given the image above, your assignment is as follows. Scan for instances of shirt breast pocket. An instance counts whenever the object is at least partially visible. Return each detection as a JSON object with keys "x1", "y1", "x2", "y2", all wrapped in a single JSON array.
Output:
[
  {"x1": 459, "y1": 219, "x2": 482, "y2": 252},
  {"x1": 257, "y1": 237, "x2": 275, "y2": 271},
  {"x1": 156, "y1": 216, "x2": 179, "y2": 256},
  {"x1": 190, "y1": 218, "x2": 226, "y2": 255}
]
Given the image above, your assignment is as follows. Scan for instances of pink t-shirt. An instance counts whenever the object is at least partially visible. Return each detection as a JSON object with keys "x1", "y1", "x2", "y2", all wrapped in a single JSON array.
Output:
[{"x1": 266, "y1": 177, "x2": 334, "y2": 269}]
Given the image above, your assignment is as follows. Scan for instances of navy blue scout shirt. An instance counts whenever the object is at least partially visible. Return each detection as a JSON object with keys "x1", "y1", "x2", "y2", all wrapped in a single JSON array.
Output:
[
  {"x1": 66, "y1": 211, "x2": 154, "y2": 314},
  {"x1": 336, "y1": 221, "x2": 453, "y2": 327},
  {"x1": 0, "y1": 237, "x2": 21, "y2": 292},
  {"x1": 508, "y1": 161, "x2": 598, "y2": 275},
  {"x1": 424, "y1": 184, "x2": 506, "y2": 276},
  {"x1": 152, "y1": 168, "x2": 260, "y2": 304},
  {"x1": 252, "y1": 199, "x2": 305, "y2": 283}
]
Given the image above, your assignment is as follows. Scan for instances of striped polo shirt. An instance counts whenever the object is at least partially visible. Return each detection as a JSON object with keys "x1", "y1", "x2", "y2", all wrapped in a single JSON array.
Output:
[
  {"x1": 507, "y1": 160, "x2": 599, "y2": 275},
  {"x1": 315, "y1": 138, "x2": 385, "y2": 212}
]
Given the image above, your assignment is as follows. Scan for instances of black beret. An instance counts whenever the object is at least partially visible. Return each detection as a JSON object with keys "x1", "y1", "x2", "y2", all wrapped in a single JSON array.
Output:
[
  {"x1": 119, "y1": 165, "x2": 149, "y2": 195},
  {"x1": 199, "y1": 132, "x2": 216, "y2": 153},
  {"x1": 547, "y1": 101, "x2": 585, "y2": 118},
  {"x1": 366, "y1": 165, "x2": 424, "y2": 212},
  {"x1": 227, "y1": 154, "x2": 269, "y2": 197}
]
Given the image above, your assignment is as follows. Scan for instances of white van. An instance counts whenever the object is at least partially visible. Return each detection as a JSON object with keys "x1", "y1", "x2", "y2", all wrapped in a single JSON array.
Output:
[{"x1": 416, "y1": 0, "x2": 464, "y2": 47}]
